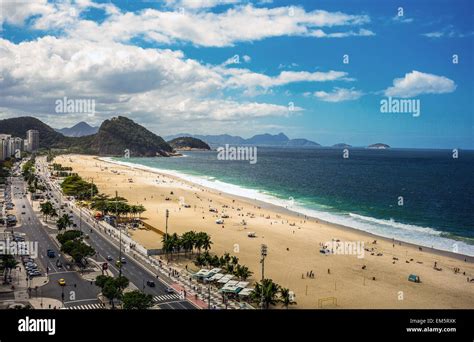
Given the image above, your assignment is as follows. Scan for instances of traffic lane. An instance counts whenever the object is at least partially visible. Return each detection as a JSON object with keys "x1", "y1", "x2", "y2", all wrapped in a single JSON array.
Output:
[
  {"x1": 40, "y1": 173, "x2": 198, "y2": 308},
  {"x1": 41, "y1": 272, "x2": 100, "y2": 303}
]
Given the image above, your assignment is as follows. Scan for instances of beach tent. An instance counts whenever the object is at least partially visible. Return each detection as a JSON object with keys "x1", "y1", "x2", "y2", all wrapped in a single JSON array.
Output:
[
  {"x1": 238, "y1": 288, "x2": 254, "y2": 297},
  {"x1": 220, "y1": 280, "x2": 241, "y2": 293},
  {"x1": 208, "y1": 273, "x2": 224, "y2": 281},
  {"x1": 408, "y1": 274, "x2": 420, "y2": 283},
  {"x1": 194, "y1": 268, "x2": 222, "y2": 280},
  {"x1": 217, "y1": 274, "x2": 235, "y2": 284}
]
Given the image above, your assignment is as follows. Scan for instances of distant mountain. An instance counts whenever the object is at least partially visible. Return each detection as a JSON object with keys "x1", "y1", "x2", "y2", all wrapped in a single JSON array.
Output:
[
  {"x1": 168, "y1": 137, "x2": 210, "y2": 150},
  {"x1": 332, "y1": 143, "x2": 352, "y2": 148},
  {"x1": 0, "y1": 116, "x2": 173, "y2": 157},
  {"x1": 368, "y1": 143, "x2": 390, "y2": 149},
  {"x1": 0, "y1": 116, "x2": 70, "y2": 148},
  {"x1": 286, "y1": 138, "x2": 321, "y2": 147},
  {"x1": 164, "y1": 132, "x2": 320, "y2": 147},
  {"x1": 56, "y1": 121, "x2": 98, "y2": 137},
  {"x1": 165, "y1": 133, "x2": 245, "y2": 145}
]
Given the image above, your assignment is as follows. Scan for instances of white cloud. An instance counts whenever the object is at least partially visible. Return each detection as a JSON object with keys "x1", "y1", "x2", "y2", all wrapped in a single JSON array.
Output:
[
  {"x1": 313, "y1": 88, "x2": 363, "y2": 102},
  {"x1": 422, "y1": 27, "x2": 474, "y2": 39},
  {"x1": 223, "y1": 69, "x2": 353, "y2": 91},
  {"x1": 392, "y1": 15, "x2": 414, "y2": 24},
  {"x1": 5, "y1": 2, "x2": 374, "y2": 47},
  {"x1": 384, "y1": 71, "x2": 456, "y2": 98},
  {"x1": 0, "y1": 36, "x2": 307, "y2": 131},
  {"x1": 164, "y1": 0, "x2": 241, "y2": 9}
]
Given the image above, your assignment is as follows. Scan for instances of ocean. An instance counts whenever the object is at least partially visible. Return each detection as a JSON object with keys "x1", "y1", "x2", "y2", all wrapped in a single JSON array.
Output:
[{"x1": 110, "y1": 147, "x2": 474, "y2": 256}]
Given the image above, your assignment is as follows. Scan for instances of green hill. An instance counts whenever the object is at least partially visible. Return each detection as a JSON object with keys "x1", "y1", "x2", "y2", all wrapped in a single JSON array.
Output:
[
  {"x1": 167, "y1": 137, "x2": 211, "y2": 150},
  {"x1": 0, "y1": 116, "x2": 173, "y2": 157},
  {"x1": 0, "y1": 116, "x2": 70, "y2": 148}
]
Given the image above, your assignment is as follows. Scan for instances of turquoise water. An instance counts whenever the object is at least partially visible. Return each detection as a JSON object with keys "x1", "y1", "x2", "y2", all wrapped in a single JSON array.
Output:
[{"x1": 111, "y1": 147, "x2": 474, "y2": 255}]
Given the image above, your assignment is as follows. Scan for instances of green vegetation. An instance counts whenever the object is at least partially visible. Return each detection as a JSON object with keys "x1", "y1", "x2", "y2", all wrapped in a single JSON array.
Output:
[
  {"x1": 90, "y1": 194, "x2": 145, "y2": 219},
  {"x1": 167, "y1": 137, "x2": 210, "y2": 150},
  {"x1": 162, "y1": 231, "x2": 212, "y2": 260},
  {"x1": 121, "y1": 290, "x2": 154, "y2": 310},
  {"x1": 57, "y1": 229, "x2": 94, "y2": 267},
  {"x1": 194, "y1": 251, "x2": 253, "y2": 281},
  {"x1": 61, "y1": 174, "x2": 98, "y2": 200},
  {"x1": 0, "y1": 116, "x2": 173, "y2": 157},
  {"x1": 95, "y1": 275, "x2": 130, "y2": 309},
  {"x1": 250, "y1": 279, "x2": 296, "y2": 309},
  {"x1": 56, "y1": 214, "x2": 73, "y2": 231},
  {"x1": 57, "y1": 230, "x2": 83, "y2": 244},
  {"x1": 1, "y1": 255, "x2": 19, "y2": 284},
  {"x1": 0, "y1": 160, "x2": 12, "y2": 185},
  {"x1": 39, "y1": 201, "x2": 57, "y2": 222}
]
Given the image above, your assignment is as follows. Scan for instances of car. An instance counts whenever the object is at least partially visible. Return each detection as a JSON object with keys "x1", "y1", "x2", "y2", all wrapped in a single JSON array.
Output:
[
  {"x1": 58, "y1": 278, "x2": 66, "y2": 286},
  {"x1": 21, "y1": 212, "x2": 26, "y2": 215},
  {"x1": 106, "y1": 255, "x2": 113, "y2": 261},
  {"x1": 22, "y1": 205, "x2": 25, "y2": 208},
  {"x1": 47, "y1": 249, "x2": 55, "y2": 258},
  {"x1": 166, "y1": 287, "x2": 175, "y2": 294},
  {"x1": 120, "y1": 257, "x2": 126, "y2": 264},
  {"x1": 146, "y1": 280, "x2": 156, "y2": 287}
]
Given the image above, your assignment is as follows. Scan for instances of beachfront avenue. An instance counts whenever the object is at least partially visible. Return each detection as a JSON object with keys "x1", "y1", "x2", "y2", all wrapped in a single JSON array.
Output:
[{"x1": 1, "y1": 157, "x2": 197, "y2": 310}]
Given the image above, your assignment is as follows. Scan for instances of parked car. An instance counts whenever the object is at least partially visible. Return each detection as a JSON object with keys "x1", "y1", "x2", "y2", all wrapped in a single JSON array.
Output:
[{"x1": 146, "y1": 280, "x2": 156, "y2": 287}]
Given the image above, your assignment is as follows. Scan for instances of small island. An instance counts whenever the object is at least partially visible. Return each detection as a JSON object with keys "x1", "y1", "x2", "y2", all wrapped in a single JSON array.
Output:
[
  {"x1": 167, "y1": 137, "x2": 211, "y2": 151},
  {"x1": 332, "y1": 143, "x2": 352, "y2": 148},
  {"x1": 367, "y1": 143, "x2": 390, "y2": 149}
]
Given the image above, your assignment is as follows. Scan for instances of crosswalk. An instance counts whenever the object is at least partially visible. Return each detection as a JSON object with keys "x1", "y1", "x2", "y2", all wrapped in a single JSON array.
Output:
[
  {"x1": 153, "y1": 293, "x2": 182, "y2": 303},
  {"x1": 67, "y1": 303, "x2": 105, "y2": 310}
]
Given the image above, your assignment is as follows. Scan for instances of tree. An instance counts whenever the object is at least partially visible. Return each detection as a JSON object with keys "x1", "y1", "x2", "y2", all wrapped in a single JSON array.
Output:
[
  {"x1": 251, "y1": 279, "x2": 280, "y2": 309},
  {"x1": 95, "y1": 275, "x2": 129, "y2": 309},
  {"x1": 279, "y1": 287, "x2": 296, "y2": 309},
  {"x1": 40, "y1": 201, "x2": 55, "y2": 222},
  {"x1": 1, "y1": 255, "x2": 18, "y2": 284},
  {"x1": 234, "y1": 264, "x2": 252, "y2": 281},
  {"x1": 122, "y1": 290, "x2": 154, "y2": 310},
  {"x1": 56, "y1": 214, "x2": 73, "y2": 231}
]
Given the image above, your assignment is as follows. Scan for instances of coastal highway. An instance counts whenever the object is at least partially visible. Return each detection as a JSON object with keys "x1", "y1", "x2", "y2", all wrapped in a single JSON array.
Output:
[
  {"x1": 35, "y1": 159, "x2": 197, "y2": 310},
  {"x1": 11, "y1": 176, "x2": 101, "y2": 309}
]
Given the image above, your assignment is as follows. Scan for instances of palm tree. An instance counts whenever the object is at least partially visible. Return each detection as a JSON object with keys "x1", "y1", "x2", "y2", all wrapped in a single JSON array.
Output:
[
  {"x1": 1, "y1": 255, "x2": 18, "y2": 284},
  {"x1": 251, "y1": 279, "x2": 280, "y2": 309},
  {"x1": 231, "y1": 255, "x2": 239, "y2": 265},
  {"x1": 202, "y1": 234, "x2": 212, "y2": 252},
  {"x1": 235, "y1": 264, "x2": 252, "y2": 280},
  {"x1": 40, "y1": 201, "x2": 55, "y2": 222},
  {"x1": 181, "y1": 231, "x2": 195, "y2": 257},
  {"x1": 56, "y1": 214, "x2": 73, "y2": 231},
  {"x1": 279, "y1": 288, "x2": 296, "y2": 309}
]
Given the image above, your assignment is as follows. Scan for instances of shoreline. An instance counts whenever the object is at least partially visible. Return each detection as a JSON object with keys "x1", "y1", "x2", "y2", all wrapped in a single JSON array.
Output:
[
  {"x1": 99, "y1": 156, "x2": 474, "y2": 262},
  {"x1": 53, "y1": 154, "x2": 474, "y2": 309}
]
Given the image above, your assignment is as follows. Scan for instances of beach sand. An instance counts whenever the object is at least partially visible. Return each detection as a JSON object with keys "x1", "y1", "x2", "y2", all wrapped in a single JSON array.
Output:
[{"x1": 54, "y1": 154, "x2": 474, "y2": 309}]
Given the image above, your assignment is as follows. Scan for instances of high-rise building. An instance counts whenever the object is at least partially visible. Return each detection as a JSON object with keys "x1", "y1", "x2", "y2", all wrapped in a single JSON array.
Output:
[
  {"x1": 26, "y1": 129, "x2": 39, "y2": 152},
  {"x1": 0, "y1": 138, "x2": 8, "y2": 161}
]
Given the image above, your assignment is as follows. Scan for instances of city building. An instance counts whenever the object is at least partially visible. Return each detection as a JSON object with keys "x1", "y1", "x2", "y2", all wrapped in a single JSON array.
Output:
[{"x1": 26, "y1": 129, "x2": 39, "y2": 152}]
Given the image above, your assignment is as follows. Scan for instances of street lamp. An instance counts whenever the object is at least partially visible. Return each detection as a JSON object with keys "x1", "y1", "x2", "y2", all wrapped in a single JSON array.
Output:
[
  {"x1": 260, "y1": 244, "x2": 267, "y2": 310},
  {"x1": 114, "y1": 190, "x2": 124, "y2": 278}
]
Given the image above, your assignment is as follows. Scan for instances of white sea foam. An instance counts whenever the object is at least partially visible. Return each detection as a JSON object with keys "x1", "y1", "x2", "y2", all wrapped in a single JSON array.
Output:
[{"x1": 101, "y1": 157, "x2": 474, "y2": 256}]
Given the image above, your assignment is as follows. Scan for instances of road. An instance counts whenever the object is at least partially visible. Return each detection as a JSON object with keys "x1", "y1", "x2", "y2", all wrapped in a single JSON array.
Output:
[
  {"x1": 11, "y1": 175, "x2": 101, "y2": 309},
  {"x1": 34, "y1": 158, "x2": 197, "y2": 309}
]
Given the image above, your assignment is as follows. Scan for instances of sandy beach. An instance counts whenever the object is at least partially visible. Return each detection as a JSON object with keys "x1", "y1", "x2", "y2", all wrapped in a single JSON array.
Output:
[{"x1": 54, "y1": 154, "x2": 474, "y2": 309}]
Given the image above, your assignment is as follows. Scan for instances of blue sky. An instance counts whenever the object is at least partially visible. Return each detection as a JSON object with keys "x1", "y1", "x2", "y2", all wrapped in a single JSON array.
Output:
[{"x1": 0, "y1": 0, "x2": 473, "y2": 148}]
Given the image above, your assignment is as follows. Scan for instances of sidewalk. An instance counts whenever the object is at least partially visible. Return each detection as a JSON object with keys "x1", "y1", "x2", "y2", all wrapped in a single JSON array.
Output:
[{"x1": 51, "y1": 179, "x2": 247, "y2": 309}]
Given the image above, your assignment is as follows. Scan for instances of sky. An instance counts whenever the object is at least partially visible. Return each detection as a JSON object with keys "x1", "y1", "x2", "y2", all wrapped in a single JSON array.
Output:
[{"x1": 0, "y1": 0, "x2": 473, "y2": 148}]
